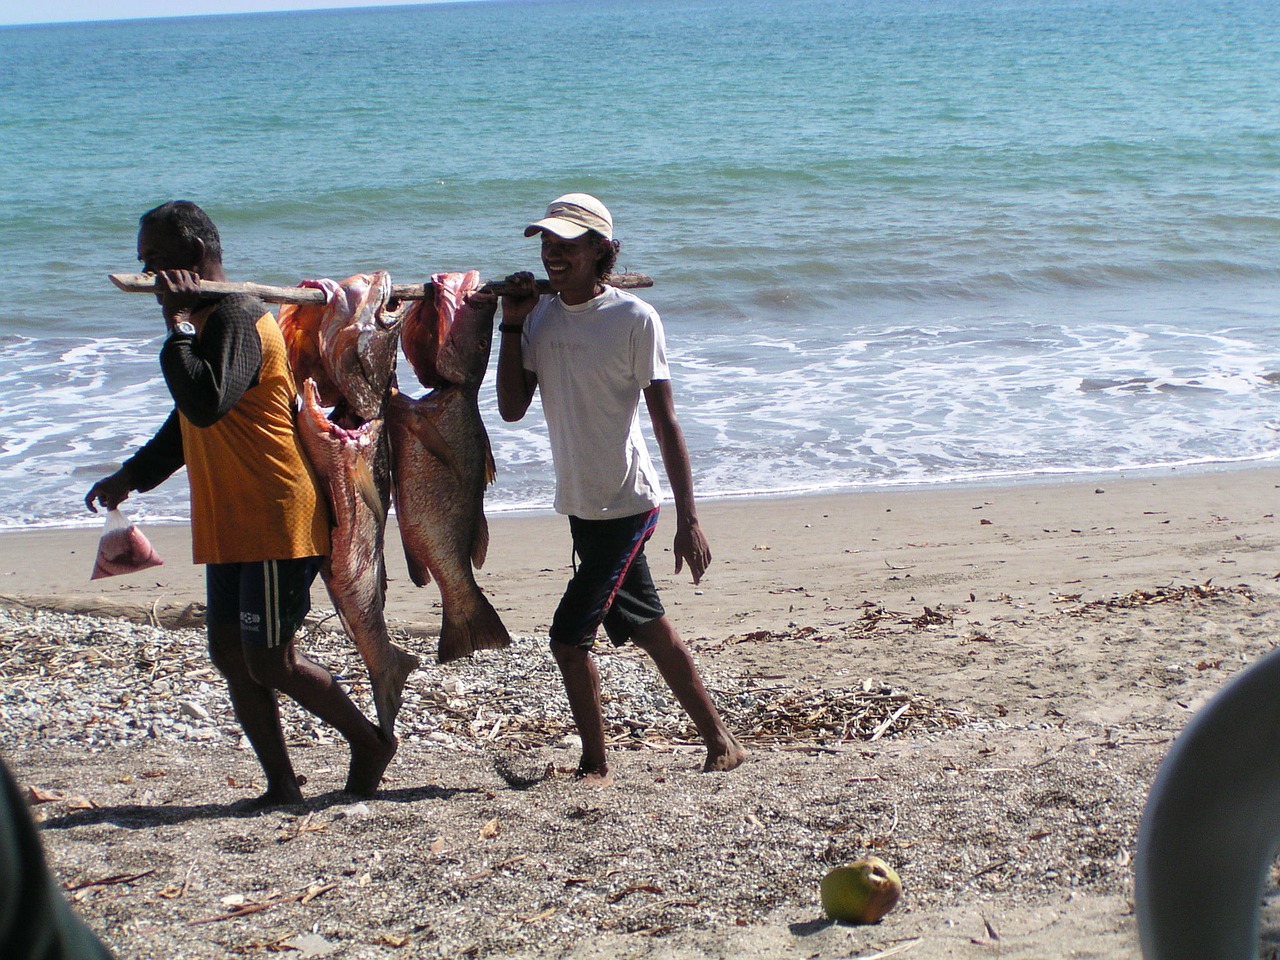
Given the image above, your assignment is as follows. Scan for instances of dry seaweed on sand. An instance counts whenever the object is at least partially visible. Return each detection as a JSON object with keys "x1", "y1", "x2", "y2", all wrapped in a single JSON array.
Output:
[
  {"x1": 720, "y1": 685, "x2": 968, "y2": 747},
  {"x1": 705, "y1": 602, "x2": 964, "y2": 651},
  {"x1": 1, "y1": 606, "x2": 964, "y2": 759},
  {"x1": 1064, "y1": 580, "x2": 1255, "y2": 615}
]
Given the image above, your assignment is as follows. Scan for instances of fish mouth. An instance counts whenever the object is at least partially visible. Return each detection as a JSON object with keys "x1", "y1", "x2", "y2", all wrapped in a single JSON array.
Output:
[
  {"x1": 324, "y1": 416, "x2": 364, "y2": 441},
  {"x1": 301, "y1": 378, "x2": 366, "y2": 440},
  {"x1": 377, "y1": 298, "x2": 407, "y2": 333}
]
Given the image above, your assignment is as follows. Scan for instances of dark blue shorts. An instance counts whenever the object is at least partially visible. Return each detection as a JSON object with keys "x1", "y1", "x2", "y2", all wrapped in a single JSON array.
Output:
[
  {"x1": 205, "y1": 557, "x2": 322, "y2": 649},
  {"x1": 550, "y1": 508, "x2": 666, "y2": 650}
]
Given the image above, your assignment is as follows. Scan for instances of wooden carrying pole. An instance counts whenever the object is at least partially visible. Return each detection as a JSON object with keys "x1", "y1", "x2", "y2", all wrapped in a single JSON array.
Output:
[{"x1": 108, "y1": 272, "x2": 653, "y2": 304}]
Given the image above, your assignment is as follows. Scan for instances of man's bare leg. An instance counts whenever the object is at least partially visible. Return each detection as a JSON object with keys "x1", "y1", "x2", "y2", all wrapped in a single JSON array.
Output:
[
  {"x1": 550, "y1": 641, "x2": 614, "y2": 786},
  {"x1": 633, "y1": 617, "x2": 746, "y2": 772},
  {"x1": 243, "y1": 638, "x2": 396, "y2": 797},
  {"x1": 207, "y1": 624, "x2": 303, "y2": 806}
]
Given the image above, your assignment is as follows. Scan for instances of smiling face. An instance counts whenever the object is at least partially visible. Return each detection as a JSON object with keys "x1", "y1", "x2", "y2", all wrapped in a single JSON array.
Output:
[{"x1": 539, "y1": 230, "x2": 607, "y2": 304}]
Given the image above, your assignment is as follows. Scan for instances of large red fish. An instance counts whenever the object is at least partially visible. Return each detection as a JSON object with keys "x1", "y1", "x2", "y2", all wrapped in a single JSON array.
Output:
[
  {"x1": 391, "y1": 272, "x2": 509, "y2": 663},
  {"x1": 400, "y1": 270, "x2": 484, "y2": 389},
  {"x1": 317, "y1": 272, "x2": 406, "y2": 421},
  {"x1": 297, "y1": 378, "x2": 419, "y2": 739}
]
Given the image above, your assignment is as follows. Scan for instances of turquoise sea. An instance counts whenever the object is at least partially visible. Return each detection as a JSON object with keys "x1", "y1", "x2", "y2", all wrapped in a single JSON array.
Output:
[{"x1": 1, "y1": 0, "x2": 1278, "y2": 528}]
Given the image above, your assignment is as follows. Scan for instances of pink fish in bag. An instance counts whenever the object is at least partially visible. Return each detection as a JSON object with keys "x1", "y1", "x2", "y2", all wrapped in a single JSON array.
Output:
[{"x1": 90, "y1": 508, "x2": 163, "y2": 580}]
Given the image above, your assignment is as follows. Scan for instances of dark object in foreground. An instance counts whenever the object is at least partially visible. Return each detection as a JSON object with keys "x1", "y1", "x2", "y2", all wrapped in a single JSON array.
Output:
[
  {"x1": 1135, "y1": 644, "x2": 1280, "y2": 959},
  {"x1": 1, "y1": 755, "x2": 114, "y2": 959}
]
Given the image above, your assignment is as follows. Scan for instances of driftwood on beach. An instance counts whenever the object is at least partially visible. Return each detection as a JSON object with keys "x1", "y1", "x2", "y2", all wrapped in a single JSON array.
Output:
[{"x1": 108, "y1": 271, "x2": 654, "y2": 304}]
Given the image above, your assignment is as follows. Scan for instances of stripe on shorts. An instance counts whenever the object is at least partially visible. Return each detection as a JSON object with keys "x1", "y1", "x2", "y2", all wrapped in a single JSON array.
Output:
[
  {"x1": 262, "y1": 559, "x2": 282, "y2": 649},
  {"x1": 600, "y1": 507, "x2": 659, "y2": 616}
]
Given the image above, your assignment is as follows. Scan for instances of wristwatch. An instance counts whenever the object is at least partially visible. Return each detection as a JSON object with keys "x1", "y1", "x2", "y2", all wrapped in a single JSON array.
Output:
[{"x1": 168, "y1": 320, "x2": 197, "y2": 340}]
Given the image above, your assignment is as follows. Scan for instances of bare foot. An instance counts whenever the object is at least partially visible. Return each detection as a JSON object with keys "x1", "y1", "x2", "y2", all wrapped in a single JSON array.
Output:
[
  {"x1": 703, "y1": 735, "x2": 747, "y2": 773},
  {"x1": 345, "y1": 732, "x2": 397, "y2": 797},
  {"x1": 575, "y1": 763, "x2": 615, "y2": 788}
]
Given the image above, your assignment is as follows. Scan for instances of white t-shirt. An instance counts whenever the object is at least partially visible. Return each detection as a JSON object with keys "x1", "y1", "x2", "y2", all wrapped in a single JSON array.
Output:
[{"x1": 522, "y1": 286, "x2": 671, "y2": 519}]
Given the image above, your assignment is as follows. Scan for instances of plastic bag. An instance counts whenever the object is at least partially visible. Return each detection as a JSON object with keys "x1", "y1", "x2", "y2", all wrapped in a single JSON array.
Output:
[{"x1": 90, "y1": 508, "x2": 164, "y2": 580}]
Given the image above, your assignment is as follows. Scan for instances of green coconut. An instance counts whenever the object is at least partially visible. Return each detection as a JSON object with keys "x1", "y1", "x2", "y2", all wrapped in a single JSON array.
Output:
[{"x1": 820, "y1": 856, "x2": 902, "y2": 924}]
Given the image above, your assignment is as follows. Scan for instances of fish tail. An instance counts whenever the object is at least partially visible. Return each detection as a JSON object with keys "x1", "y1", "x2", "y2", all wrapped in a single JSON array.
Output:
[
  {"x1": 436, "y1": 596, "x2": 511, "y2": 664},
  {"x1": 370, "y1": 641, "x2": 421, "y2": 740}
]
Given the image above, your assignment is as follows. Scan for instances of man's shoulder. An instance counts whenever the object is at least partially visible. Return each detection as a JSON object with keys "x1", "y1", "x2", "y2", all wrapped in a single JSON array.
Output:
[
  {"x1": 603, "y1": 285, "x2": 654, "y2": 309},
  {"x1": 211, "y1": 293, "x2": 270, "y2": 324},
  {"x1": 598, "y1": 286, "x2": 659, "y2": 324}
]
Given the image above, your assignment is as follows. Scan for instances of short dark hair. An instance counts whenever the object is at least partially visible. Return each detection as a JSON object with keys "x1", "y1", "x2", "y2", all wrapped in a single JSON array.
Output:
[
  {"x1": 139, "y1": 200, "x2": 223, "y2": 264},
  {"x1": 594, "y1": 235, "x2": 621, "y2": 279}
]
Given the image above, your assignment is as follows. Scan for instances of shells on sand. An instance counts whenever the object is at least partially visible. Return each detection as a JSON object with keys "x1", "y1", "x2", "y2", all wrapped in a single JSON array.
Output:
[{"x1": 1, "y1": 606, "x2": 968, "y2": 754}]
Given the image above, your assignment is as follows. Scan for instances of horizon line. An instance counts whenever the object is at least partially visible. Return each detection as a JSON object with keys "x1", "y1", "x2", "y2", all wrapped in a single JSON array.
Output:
[{"x1": 0, "y1": 0, "x2": 498, "y2": 28}]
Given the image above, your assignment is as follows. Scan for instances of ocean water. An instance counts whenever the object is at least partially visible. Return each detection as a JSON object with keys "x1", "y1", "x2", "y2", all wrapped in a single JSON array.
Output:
[{"x1": 2, "y1": 0, "x2": 1279, "y2": 529}]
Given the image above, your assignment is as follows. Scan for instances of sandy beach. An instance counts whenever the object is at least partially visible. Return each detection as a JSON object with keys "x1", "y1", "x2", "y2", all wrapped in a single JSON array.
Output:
[{"x1": 5, "y1": 466, "x2": 1280, "y2": 958}]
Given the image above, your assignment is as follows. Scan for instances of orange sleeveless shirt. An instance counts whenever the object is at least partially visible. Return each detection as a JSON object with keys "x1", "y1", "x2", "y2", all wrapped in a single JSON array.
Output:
[{"x1": 180, "y1": 307, "x2": 330, "y2": 564}]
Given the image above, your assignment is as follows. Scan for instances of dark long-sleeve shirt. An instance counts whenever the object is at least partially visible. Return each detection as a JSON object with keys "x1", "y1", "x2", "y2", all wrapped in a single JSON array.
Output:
[{"x1": 123, "y1": 294, "x2": 266, "y2": 492}]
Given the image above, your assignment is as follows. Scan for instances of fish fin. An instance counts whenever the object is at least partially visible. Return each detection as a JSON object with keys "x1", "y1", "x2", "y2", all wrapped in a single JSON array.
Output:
[
  {"x1": 401, "y1": 551, "x2": 432, "y2": 588},
  {"x1": 483, "y1": 433, "x2": 497, "y2": 487},
  {"x1": 352, "y1": 458, "x2": 385, "y2": 525},
  {"x1": 472, "y1": 512, "x2": 489, "y2": 570},
  {"x1": 406, "y1": 411, "x2": 466, "y2": 483},
  {"x1": 437, "y1": 595, "x2": 511, "y2": 664},
  {"x1": 390, "y1": 477, "x2": 432, "y2": 586}
]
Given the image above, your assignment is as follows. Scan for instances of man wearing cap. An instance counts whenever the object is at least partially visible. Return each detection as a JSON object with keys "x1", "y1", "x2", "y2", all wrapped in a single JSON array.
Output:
[{"x1": 497, "y1": 193, "x2": 745, "y2": 783}]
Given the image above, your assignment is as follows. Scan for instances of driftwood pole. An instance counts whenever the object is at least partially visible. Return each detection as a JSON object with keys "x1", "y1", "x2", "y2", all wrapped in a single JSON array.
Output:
[{"x1": 108, "y1": 272, "x2": 653, "y2": 304}]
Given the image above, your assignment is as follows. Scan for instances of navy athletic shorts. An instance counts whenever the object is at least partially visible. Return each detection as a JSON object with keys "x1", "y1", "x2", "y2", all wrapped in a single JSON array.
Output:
[
  {"x1": 550, "y1": 508, "x2": 666, "y2": 649},
  {"x1": 205, "y1": 557, "x2": 323, "y2": 649}
]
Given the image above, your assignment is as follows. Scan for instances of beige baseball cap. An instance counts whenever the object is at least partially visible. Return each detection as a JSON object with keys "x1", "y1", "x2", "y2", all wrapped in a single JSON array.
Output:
[{"x1": 524, "y1": 193, "x2": 613, "y2": 241}]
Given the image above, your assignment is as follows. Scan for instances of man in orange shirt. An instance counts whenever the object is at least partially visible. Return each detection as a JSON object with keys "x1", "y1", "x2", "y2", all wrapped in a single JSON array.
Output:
[{"x1": 86, "y1": 201, "x2": 393, "y2": 806}]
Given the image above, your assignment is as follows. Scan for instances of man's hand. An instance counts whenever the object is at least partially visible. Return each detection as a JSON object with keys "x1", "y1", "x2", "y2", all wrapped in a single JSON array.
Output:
[
  {"x1": 673, "y1": 517, "x2": 712, "y2": 585},
  {"x1": 499, "y1": 271, "x2": 539, "y2": 328},
  {"x1": 151, "y1": 268, "x2": 203, "y2": 326},
  {"x1": 84, "y1": 467, "x2": 133, "y2": 513}
]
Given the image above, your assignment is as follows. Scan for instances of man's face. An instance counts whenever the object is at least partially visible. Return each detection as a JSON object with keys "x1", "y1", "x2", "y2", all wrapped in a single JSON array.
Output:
[
  {"x1": 136, "y1": 223, "x2": 198, "y2": 276},
  {"x1": 539, "y1": 231, "x2": 600, "y2": 293}
]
